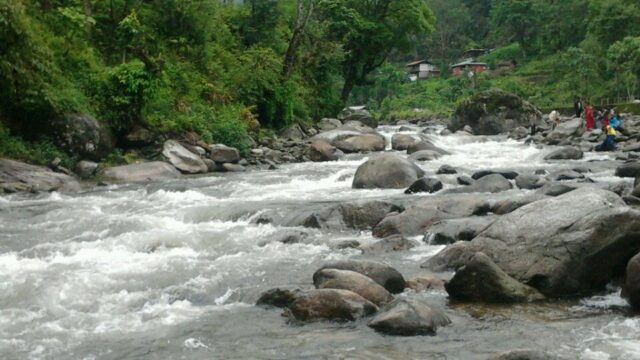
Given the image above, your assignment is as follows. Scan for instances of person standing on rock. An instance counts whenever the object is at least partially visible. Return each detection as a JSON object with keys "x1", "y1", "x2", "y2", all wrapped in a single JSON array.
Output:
[
  {"x1": 584, "y1": 102, "x2": 595, "y2": 130},
  {"x1": 602, "y1": 109, "x2": 611, "y2": 129},
  {"x1": 574, "y1": 97, "x2": 583, "y2": 118},
  {"x1": 549, "y1": 110, "x2": 561, "y2": 130}
]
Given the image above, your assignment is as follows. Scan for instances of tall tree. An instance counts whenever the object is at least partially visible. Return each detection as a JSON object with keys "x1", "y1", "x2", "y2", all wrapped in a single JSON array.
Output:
[{"x1": 319, "y1": 0, "x2": 435, "y2": 103}]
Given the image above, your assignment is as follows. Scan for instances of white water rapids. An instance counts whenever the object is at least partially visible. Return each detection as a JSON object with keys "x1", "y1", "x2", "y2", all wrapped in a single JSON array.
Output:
[{"x1": 1, "y1": 126, "x2": 638, "y2": 359}]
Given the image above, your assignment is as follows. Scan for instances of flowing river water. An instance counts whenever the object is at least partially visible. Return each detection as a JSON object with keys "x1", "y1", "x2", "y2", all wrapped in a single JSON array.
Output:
[{"x1": 1, "y1": 126, "x2": 639, "y2": 359}]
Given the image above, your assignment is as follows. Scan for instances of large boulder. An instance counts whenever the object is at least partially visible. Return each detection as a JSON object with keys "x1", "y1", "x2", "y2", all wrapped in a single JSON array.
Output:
[
  {"x1": 449, "y1": 89, "x2": 543, "y2": 135},
  {"x1": 391, "y1": 134, "x2": 418, "y2": 151},
  {"x1": 313, "y1": 269, "x2": 393, "y2": 306},
  {"x1": 445, "y1": 252, "x2": 545, "y2": 303},
  {"x1": 544, "y1": 147, "x2": 583, "y2": 160},
  {"x1": 423, "y1": 188, "x2": 640, "y2": 297},
  {"x1": 546, "y1": 118, "x2": 585, "y2": 144},
  {"x1": 51, "y1": 113, "x2": 115, "y2": 161},
  {"x1": 368, "y1": 299, "x2": 451, "y2": 336},
  {"x1": 289, "y1": 200, "x2": 402, "y2": 231},
  {"x1": 352, "y1": 154, "x2": 424, "y2": 189},
  {"x1": 373, "y1": 195, "x2": 490, "y2": 238},
  {"x1": 338, "y1": 106, "x2": 378, "y2": 128},
  {"x1": 317, "y1": 118, "x2": 342, "y2": 131},
  {"x1": 256, "y1": 287, "x2": 302, "y2": 308},
  {"x1": 281, "y1": 124, "x2": 306, "y2": 140},
  {"x1": 162, "y1": 140, "x2": 208, "y2": 174},
  {"x1": 209, "y1": 144, "x2": 240, "y2": 164},
  {"x1": 99, "y1": 161, "x2": 181, "y2": 183},
  {"x1": 333, "y1": 134, "x2": 385, "y2": 153},
  {"x1": 615, "y1": 162, "x2": 640, "y2": 178},
  {"x1": 316, "y1": 260, "x2": 405, "y2": 294},
  {"x1": 0, "y1": 158, "x2": 81, "y2": 193},
  {"x1": 308, "y1": 140, "x2": 343, "y2": 162},
  {"x1": 287, "y1": 289, "x2": 378, "y2": 322},
  {"x1": 622, "y1": 253, "x2": 640, "y2": 310}
]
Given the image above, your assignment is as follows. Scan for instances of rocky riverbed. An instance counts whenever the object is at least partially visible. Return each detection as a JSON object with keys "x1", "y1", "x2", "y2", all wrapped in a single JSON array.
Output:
[{"x1": 2, "y1": 111, "x2": 640, "y2": 359}]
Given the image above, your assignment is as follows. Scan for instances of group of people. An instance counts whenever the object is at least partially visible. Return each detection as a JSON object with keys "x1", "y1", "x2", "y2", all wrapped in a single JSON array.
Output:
[{"x1": 547, "y1": 98, "x2": 623, "y2": 151}]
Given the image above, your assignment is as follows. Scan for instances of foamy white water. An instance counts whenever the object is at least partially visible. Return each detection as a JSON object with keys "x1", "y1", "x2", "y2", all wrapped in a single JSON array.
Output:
[{"x1": 0, "y1": 126, "x2": 637, "y2": 359}]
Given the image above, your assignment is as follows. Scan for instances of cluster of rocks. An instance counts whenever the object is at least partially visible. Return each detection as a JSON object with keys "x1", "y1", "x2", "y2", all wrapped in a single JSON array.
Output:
[{"x1": 257, "y1": 260, "x2": 451, "y2": 336}]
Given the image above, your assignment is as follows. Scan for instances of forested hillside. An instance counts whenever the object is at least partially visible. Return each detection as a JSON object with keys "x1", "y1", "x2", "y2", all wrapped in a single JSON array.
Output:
[
  {"x1": 1, "y1": 0, "x2": 640, "y2": 165},
  {"x1": 354, "y1": 0, "x2": 640, "y2": 119}
]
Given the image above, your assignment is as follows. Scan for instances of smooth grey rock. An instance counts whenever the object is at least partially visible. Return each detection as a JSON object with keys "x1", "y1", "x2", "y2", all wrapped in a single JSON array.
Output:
[
  {"x1": 162, "y1": 140, "x2": 207, "y2": 174},
  {"x1": 622, "y1": 252, "x2": 640, "y2": 310},
  {"x1": 287, "y1": 289, "x2": 378, "y2": 322},
  {"x1": 0, "y1": 158, "x2": 81, "y2": 193},
  {"x1": 544, "y1": 147, "x2": 583, "y2": 160},
  {"x1": 313, "y1": 269, "x2": 393, "y2": 306},
  {"x1": 515, "y1": 174, "x2": 546, "y2": 190},
  {"x1": 392, "y1": 133, "x2": 418, "y2": 151},
  {"x1": 333, "y1": 134, "x2": 385, "y2": 153},
  {"x1": 368, "y1": 299, "x2": 451, "y2": 336},
  {"x1": 353, "y1": 154, "x2": 424, "y2": 189},
  {"x1": 309, "y1": 140, "x2": 343, "y2": 162},
  {"x1": 438, "y1": 165, "x2": 458, "y2": 175},
  {"x1": 445, "y1": 252, "x2": 545, "y2": 303},
  {"x1": 210, "y1": 144, "x2": 240, "y2": 164},
  {"x1": 317, "y1": 118, "x2": 342, "y2": 131},
  {"x1": 99, "y1": 162, "x2": 181, "y2": 183},
  {"x1": 75, "y1": 160, "x2": 98, "y2": 179},
  {"x1": 316, "y1": 260, "x2": 405, "y2": 294},
  {"x1": 424, "y1": 188, "x2": 640, "y2": 297}
]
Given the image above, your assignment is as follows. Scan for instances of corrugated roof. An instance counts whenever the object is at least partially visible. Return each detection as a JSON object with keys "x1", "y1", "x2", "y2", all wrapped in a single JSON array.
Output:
[
  {"x1": 406, "y1": 59, "x2": 434, "y2": 66},
  {"x1": 450, "y1": 60, "x2": 488, "y2": 68}
]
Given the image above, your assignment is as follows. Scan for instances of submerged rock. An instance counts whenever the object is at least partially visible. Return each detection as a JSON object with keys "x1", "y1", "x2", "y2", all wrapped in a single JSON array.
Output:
[
  {"x1": 287, "y1": 289, "x2": 378, "y2": 322},
  {"x1": 407, "y1": 140, "x2": 450, "y2": 155},
  {"x1": 316, "y1": 260, "x2": 405, "y2": 294},
  {"x1": 424, "y1": 188, "x2": 640, "y2": 297},
  {"x1": 445, "y1": 252, "x2": 545, "y2": 303},
  {"x1": 544, "y1": 147, "x2": 583, "y2": 160},
  {"x1": 313, "y1": 269, "x2": 393, "y2": 306},
  {"x1": 405, "y1": 276, "x2": 445, "y2": 291},
  {"x1": 0, "y1": 158, "x2": 81, "y2": 193},
  {"x1": 99, "y1": 161, "x2": 181, "y2": 183},
  {"x1": 438, "y1": 165, "x2": 458, "y2": 175},
  {"x1": 368, "y1": 299, "x2": 451, "y2": 336},
  {"x1": 256, "y1": 288, "x2": 302, "y2": 308},
  {"x1": 352, "y1": 153, "x2": 424, "y2": 189},
  {"x1": 405, "y1": 178, "x2": 443, "y2": 194},
  {"x1": 472, "y1": 170, "x2": 519, "y2": 180},
  {"x1": 446, "y1": 174, "x2": 512, "y2": 194},
  {"x1": 409, "y1": 150, "x2": 442, "y2": 162},
  {"x1": 488, "y1": 349, "x2": 560, "y2": 360}
]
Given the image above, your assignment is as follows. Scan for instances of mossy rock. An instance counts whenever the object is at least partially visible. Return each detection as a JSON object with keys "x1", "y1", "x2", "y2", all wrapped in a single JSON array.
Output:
[{"x1": 449, "y1": 89, "x2": 542, "y2": 135}]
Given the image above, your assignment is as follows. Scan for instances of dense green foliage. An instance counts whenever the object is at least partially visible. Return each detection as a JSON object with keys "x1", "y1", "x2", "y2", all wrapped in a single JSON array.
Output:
[
  {"x1": 0, "y1": 0, "x2": 433, "y2": 163},
  {"x1": 362, "y1": 0, "x2": 640, "y2": 119},
  {"x1": 2, "y1": 0, "x2": 640, "y2": 166}
]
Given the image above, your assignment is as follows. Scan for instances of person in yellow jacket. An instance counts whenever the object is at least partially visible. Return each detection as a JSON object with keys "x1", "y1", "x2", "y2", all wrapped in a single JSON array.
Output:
[{"x1": 596, "y1": 125, "x2": 618, "y2": 151}]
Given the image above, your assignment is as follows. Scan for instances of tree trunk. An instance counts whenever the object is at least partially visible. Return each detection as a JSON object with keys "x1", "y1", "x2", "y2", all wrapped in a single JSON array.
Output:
[
  {"x1": 282, "y1": 0, "x2": 314, "y2": 81},
  {"x1": 341, "y1": 77, "x2": 355, "y2": 104}
]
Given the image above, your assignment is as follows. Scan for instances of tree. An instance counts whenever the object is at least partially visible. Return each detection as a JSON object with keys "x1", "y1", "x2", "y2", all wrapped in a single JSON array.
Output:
[
  {"x1": 588, "y1": 0, "x2": 640, "y2": 48},
  {"x1": 282, "y1": 0, "x2": 316, "y2": 80},
  {"x1": 319, "y1": 0, "x2": 435, "y2": 103},
  {"x1": 490, "y1": 0, "x2": 542, "y2": 58},
  {"x1": 608, "y1": 37, "x2": 640, "y2": 100},
  {"x1": 422, "y1": 0, "x2": 471, "y2": 63}
]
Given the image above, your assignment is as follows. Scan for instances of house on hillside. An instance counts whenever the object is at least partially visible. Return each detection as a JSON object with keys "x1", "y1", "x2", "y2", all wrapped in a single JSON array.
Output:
[
  {"x1": 406, "y1": 60, "x2": 440, "y2": 81},
  {"x1": 451, "y1": 59, "x2": 489, "y2": 76}
]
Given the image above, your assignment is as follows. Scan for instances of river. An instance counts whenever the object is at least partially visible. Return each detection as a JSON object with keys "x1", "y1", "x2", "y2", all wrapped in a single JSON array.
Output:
[{"x1": 1, "y1": 126, "x2": 638, "y2": 359}]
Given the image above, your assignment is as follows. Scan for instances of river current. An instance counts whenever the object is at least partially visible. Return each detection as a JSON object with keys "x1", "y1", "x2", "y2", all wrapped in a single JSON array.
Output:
[{"x1": 1, "y1": 126, "x2": 638, "y2": 359}]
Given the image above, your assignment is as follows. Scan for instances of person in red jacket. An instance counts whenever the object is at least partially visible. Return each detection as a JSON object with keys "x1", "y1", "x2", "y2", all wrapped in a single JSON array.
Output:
[
  {"x1": 584, "y1": 103, "x2": 595, "y2": 130},
  {"x1": 602, "y1": 109, "x2": 610, "y2": 129}
]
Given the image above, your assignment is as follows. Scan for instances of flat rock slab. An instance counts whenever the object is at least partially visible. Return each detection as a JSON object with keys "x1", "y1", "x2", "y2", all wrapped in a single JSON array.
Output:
[
  {"x1": 100, "y1": 161, "x2": 181, "y2": 183},
  {"x1": 0, "y1": 158, "x2": 80, "y2": 193}
]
